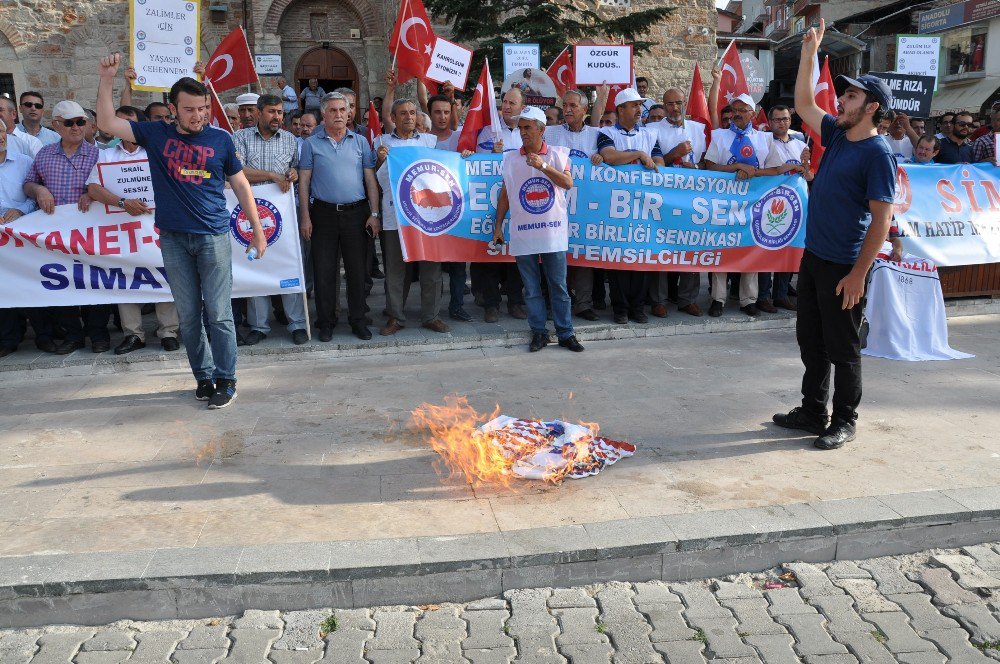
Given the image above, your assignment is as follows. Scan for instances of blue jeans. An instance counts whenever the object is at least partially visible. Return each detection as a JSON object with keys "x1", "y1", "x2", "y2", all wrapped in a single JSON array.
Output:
[
  {"x1": 758, "y1": 272, "x2": 792, "y2": 301},
  {"x1": 446, "y1": 262, "x2": 467, "y2": 313},
  {"x1": 159, "y1": 230, "x2": 238, "y2": 381},
  {"x1": 515, "y1": 252, "x2": 574, "y2": 340}
]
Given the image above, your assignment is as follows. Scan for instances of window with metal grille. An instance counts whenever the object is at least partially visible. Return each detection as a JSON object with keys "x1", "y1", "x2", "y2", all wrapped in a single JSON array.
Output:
[{"x1": 0, "y1": 74, "x2": 14, "y2": 102}]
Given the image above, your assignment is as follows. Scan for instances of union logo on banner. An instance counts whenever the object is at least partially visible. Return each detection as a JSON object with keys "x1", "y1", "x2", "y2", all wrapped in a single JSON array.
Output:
[
  {"x1": 893, "y1": 165, "x2": 912, "y2": 215},
  {"x1": 519, "y1": 177, "x2": 556, "y2": 215},
  {"x1": 230, "y1": 198, "x2": 283, "y2": 248},
  {"x1": 750, "y1": 185, "x2": 802, "y2": 250},
  {"x1": 397, "y1": 160, "x2": 464, "y2": 235}
]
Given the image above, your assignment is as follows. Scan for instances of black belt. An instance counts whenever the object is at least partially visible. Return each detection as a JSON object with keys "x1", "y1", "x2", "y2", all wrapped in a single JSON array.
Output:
[{"x1": 314, "y1": 198, "x2": 368, "y2": 212}]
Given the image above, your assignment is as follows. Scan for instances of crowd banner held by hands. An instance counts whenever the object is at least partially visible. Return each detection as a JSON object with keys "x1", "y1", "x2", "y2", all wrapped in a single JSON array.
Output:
[
  {"x1": 546, "y1": 48, "x2": 575, "y2": 98},
  {"x1": 0, "y1": 183, "x2": 306, "y2": 309},
  {"x1": 502, "y1": 43, "x2": 540, "y2": 80},
  {"x1": 425, "y1": 37, "x2": 474, "y2": 90},
  {"x1": 573, "y1": 45, "x2": 632, "y2": 86},
  {"x1": 204, "y1": 27, "x2": 258, "y2": 93},
  {"x1": 129, "y1": 0, "x2": 200, "y2": 92},
  {"x1": 894, "y1": 163, "x2": 1000, "y2": 266},
  {"x1": 388, "y1": 147, "x2": 808, "y2": 272},
  {"x1": 868, "y1": 72, "x2": 936, "y2": 117},
  {"x1": 96, "y1": 159, "x2": 154, "y2": 213}
]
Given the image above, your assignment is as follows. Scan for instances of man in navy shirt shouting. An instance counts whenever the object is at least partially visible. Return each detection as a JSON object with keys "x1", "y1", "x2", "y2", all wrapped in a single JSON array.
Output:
[
  {"x1": 97, "y1": 53, "x2": 266, "y2": 410},
  {"x1": 773, "y1": 20, "x2": 896, "y2": 450}
]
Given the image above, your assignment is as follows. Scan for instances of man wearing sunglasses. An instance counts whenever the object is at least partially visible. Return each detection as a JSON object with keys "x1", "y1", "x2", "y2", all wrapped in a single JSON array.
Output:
[
  {"x1": 937, "y1": 111, "x2": 975, "y2": 164},
  {"x1": 16, "y1": 92, "x2": 60, "y2": 146},
  {"x1": 23, "y1": 99, "x2": 111, "y2": 355},
  {"x1": 0, "y1": 96, "x2": 42, "y2": 158}
]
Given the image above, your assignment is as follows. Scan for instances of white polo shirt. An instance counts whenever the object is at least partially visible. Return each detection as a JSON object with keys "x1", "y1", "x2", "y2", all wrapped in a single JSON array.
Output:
[
  {"x1": 476, "y1": 122, "x2": 522, "y2": 154},
  {"x1": 764, "y1": 134, "x2": 808, "y2": 168},
  {"x1": 544, "y1": 124, "x2": 601, "y2": 158},
  {"x1": 883, "y1": 135, "x2": 914, "y2": 161},
  {"x1": 648, "y1": 119, "x2": 707, "y2": 165},
  {"x1": 705, "y1": 125, "x2": 770, "y2": 167}
]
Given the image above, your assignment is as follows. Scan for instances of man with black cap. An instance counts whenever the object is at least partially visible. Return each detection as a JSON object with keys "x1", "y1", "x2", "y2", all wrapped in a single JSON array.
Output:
[{"x1": 773, "y1": 20, "x2": 897, "y2": 450}]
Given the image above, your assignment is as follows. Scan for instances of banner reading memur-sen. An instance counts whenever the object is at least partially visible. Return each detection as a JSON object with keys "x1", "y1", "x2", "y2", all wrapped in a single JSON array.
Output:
[
  {"x1": 0, "y1": 182, "x2": 305, "y2": 309},
  {"x1": 387, "y1": 147, "x2": 809, "y2": 272}
]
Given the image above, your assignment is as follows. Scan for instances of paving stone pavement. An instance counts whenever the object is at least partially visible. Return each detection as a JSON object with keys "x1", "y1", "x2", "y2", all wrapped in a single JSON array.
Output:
[{"x1": 3, "y1": 545, "x2": 1000, "y2": 663}]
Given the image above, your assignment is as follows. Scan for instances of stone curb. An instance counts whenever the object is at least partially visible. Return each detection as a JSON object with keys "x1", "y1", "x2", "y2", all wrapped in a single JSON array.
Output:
[
  {"x1": 1, "y1": 297, "x2": 995, "y2": 375},
  {"x1": 2, "y1": 486, "x2": 999, "y2": 628}
]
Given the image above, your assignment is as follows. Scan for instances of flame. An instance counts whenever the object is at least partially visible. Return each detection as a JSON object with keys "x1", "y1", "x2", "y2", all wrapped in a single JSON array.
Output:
[
  {"x1": 770, "y1": 198, "x2": 785, "y2": 215},
  {"x1": 411, "y1": 396, "x2": 626, "y2": 486}
]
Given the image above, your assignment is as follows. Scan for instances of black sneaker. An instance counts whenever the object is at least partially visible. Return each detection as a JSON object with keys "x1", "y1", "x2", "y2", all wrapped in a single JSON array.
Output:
[
  {"x1": 814, "y1": 420, "x2": 856, "y2": 450},
  {"x1": 558, "y1": 335, "x2": 585, "y2": 352},
  {"x1": 195, "y1": 379, "x2": 215, "y2": 401},
  {"x1": 208, "y1": 379, "x2": 237, "y2": 409},
  {"x1": 708, "y1": 301, "x2": 724, "y2": 317},
  {"x1": 529, "y1": 332, "x2": 549, "y2": 352},
  {"x1": 772, "y1": 407, "x2": 830, "y2": 436}
]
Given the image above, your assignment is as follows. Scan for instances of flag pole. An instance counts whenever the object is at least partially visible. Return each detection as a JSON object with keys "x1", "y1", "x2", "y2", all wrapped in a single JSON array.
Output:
[
  {"x1": 392, "y1": 0, "x2": 410, "y2": 70},
  {"x1": 241, "y1": 27, "x2": 263, "y2": 93},
  {"x1": 718, "y1": 39, "x2": 735, "y2": 68}
]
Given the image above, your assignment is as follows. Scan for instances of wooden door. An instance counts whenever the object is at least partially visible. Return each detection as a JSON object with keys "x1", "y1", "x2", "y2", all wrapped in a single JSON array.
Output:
[{"x1": 294, "y1": 46, "x2": 358, "y2": 98}]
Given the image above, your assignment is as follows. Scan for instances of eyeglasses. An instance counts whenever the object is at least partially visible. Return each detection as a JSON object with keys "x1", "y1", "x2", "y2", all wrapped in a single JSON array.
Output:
[
  {"x1": 770, "y1": 117, "x2": 792, "y2": 123},
  {"x1": 60, "y1": 118, "x2": 88, "y2": 127},
  {"x1": 21, "y1": 102, "x2": 43, "y2": 110}
]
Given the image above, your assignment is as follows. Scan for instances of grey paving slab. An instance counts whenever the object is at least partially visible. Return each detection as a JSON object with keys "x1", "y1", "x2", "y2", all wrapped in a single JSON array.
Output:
[
  {"x1": 415, "y1": 533, "x2": 510, "y2": 572},
  {"x1": 581, "y1": 518, "x2": 677, "y2": 559},
  {"x1": 876, "y1": 492, "x2": 973, "y2": 526},
  {"x1": 503, "y1": 526, "x2": 598, "y2": 567},
  {"x1": 809, "y1": 498, "x2": 906, "y2": 534}
]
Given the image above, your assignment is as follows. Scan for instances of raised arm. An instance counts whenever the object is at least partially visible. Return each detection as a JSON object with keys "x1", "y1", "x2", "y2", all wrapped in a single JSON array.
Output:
[
  {"x1": 97, "y1": 54, "x2": 137, "y2": 143},
  {"x1": 794, "y1": 19, "x2": 828, "y2": 136},
  {"x1": 708, "y1": 66, "x2": 721, "y2": 129},
  {"x1": 591, "y1": 85, "x2": 610, "y2": 127},
  {"x1": 382, "y1": 69, "x2": 397, "y2": 134}
]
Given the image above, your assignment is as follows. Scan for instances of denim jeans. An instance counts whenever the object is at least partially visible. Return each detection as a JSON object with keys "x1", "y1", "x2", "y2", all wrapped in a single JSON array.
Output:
[
  {"x1": 159, "y1": 230, "x2": 238, "y2": 381},
  {"x1": 445, "y1": 262, "x2": 467, "y2": 313},
  {"x1": 514, "y1": 252, "x2": 574, "y2": 340},
  {"x1": 758, "y1": 272, "x2": 792, "y2": 301}
]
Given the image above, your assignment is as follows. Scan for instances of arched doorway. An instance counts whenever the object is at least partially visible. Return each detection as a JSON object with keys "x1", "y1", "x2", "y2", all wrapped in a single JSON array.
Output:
[{"x1": 294, "y1": 46, "x2": 359, "y2": 99}]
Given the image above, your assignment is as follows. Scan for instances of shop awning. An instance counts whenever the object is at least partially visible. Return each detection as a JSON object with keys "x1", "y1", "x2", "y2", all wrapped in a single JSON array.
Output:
[
  {"x1": 931, "y1": 77, "x2": 1000, "y2": 115},
  {"x1": 774, "y1": 29, "x2": 866, "y2": 59}
]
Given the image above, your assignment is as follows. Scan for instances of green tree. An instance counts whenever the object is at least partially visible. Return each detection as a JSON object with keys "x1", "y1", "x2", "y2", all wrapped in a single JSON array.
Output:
[{"x1": 422, "y1": 0, "x2": 675, "y2": 79}]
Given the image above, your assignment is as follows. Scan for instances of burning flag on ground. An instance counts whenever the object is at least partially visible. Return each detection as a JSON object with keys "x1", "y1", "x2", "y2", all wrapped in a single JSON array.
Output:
[{"x1": 412, "y1": 397, "x2": 636, "y2": 484}]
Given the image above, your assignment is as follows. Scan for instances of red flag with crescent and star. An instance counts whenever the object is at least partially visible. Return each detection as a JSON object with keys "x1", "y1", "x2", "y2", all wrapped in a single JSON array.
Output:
[
  {"x1": 389, "y1": 0, "x2": 436, "y2": 84},
  {"x1": 457, "y1": 60, "x2": 500, "y2": 153},
  {"x1": 546, "y1": 48, "x2": 575, "y2": 98},
  {"x1": 716, "y1": 41, "x2": 750, "y2": 120},
  {"x1": 366, "y1": 100, "x2": 382, "y2": 148},
  {"x1": 806, "y1": 55, "x2": 837, "y2": 173},
  {"x1": 207, "y1": 80, "x2": 234, "y2": 134},
  {"x1": 687, "y1": 63, "x2": 712, "y2": 149},
  {"x1": 204, "y1": 27, "x2": 258, "y2": 93}
]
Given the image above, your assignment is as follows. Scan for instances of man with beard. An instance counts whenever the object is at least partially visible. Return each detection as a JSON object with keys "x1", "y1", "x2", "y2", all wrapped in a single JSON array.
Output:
[
  {"x1": 936, "y1": 110, "x2": 974, "y2": 164},
  {"x1": 772, "y1": 20, "x2": 896, "y2": 450},
  {"x1": 96, "y1": 53, "x2": 267, "y2": 409}
]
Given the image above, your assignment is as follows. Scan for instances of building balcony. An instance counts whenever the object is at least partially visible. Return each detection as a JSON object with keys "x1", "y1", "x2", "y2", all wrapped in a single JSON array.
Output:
[
  {"x1": 792, "y1": 0, "x2": 823, "y2": 16},
  {"x1": 764, "y1": 17, "x2": 790, "y2": 38}
]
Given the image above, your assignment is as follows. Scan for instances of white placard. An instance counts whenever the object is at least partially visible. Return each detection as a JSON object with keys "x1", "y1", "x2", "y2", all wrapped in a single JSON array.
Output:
[
  {"x1": 425, "y1": 37, "x2": 473, "y2": 90},
  {"x1": 130, "y1": 0, "x2": 200, "y2": 92},
  {"x1": 897, "y1": 35, "x2": 941, "y2": 92},
  {"x1": 502, "y1": 44, "x2": 540, "y2": 80},
  {"x1": 254, "y1": 54, "x2": 282, "y2": 76},
  {"x1": 573, "y1": 45, "x2": 633, "y2": 86},
  {"x1": 96, "y1": 160, "x2": 155, "y2": 213}
]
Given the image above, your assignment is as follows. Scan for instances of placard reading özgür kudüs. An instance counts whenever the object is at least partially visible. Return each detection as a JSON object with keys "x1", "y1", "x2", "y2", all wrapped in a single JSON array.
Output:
[{"x1": 573, "y1": 45, "x2": 632, "y2": 85}]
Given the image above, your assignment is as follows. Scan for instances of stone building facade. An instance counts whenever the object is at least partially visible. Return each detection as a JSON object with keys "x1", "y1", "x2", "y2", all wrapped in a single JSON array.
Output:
[{"x1": 0, "y1": 0, "x2": 715, "y2": 113}]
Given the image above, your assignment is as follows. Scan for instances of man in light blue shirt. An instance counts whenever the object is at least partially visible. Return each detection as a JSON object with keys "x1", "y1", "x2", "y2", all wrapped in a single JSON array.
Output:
[
  {"x1": 16, "y1": 91, "x2": 60, "y2": 146},
  {"x1": 298, "y1": 92, "x2": 380, "y2": 342}
]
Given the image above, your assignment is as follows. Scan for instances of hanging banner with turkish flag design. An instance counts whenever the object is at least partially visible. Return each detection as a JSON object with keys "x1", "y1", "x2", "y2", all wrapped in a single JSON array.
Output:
[
  {"x1": 687, "y1": 64, "x2": 712, "y2": 149},
  {"x1": 457, "y1": 60, "x2": 500, "y2": 153},
  {"x1": 389, "y1": 0, "x2": 436, "y2": 84},
  {"x1": 204, "y1": 27, "x2": 259, "y2": 93},
  {"x1": 716, "y1": 41, "x2": 750, "y2": 118},
  {"x1": 546, "y1": 48, "x2": 575, "y2": 98},
  {"x1": 806, "y1": 55, "x2": 837, "y2": 173}
]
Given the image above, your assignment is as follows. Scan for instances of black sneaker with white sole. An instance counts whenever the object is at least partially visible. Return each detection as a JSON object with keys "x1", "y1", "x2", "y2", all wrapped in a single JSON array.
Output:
[
  {"x1": 208, "y1": 379, "x2": 237, "y2": 409},
  {"x1": 195, "y1": 379, "x2": 215, "y2": 401}
]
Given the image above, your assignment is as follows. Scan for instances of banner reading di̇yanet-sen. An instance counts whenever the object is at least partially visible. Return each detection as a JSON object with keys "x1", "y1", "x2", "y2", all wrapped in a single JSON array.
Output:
[
  {"x1": 387, "y1": 147, "x2": 809, "y2": 272},
  {"x1": 0, "y1": 182, "x2": 306, "y2": 309}
]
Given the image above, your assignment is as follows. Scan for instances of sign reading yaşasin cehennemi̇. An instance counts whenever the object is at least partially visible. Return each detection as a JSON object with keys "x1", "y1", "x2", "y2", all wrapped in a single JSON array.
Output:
[{"x1": 130, "y1": 0, "x2": 200, "y2": 92}]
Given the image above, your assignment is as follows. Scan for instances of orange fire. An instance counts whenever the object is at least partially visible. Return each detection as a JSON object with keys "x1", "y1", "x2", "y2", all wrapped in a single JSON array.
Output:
[{"x1": 410, "y1": 396, "x2": 631, "y2": 485}]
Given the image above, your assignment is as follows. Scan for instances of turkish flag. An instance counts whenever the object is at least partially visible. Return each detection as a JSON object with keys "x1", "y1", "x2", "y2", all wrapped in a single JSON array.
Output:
[
  {"x1": 207, "y1": 80, "x2": 234, "y2": 134},
  {"x1": 687, "y1": 63, "x2": 712, "y2": 149},
  {"x1": 204, "y1": 27, "x2": 258, "y2": 93},
  {"x1": 754, "y1": 107, "x2": 770, "y2": 131},
  {"x1": 546, "y1": 48, "x2": 575, "y2": 98},
  {"x1": 366, "y1": 100, "x2": 382, "y2": 148},
  {"x1": 389, "y1": 0, "x2": 435, "y2": 84},
  {"x1": 805, "y1": 55, "x2": 837, "y2": 172},
  {"x1": 605, "y1": 84, "x2": 627, "y2": 113},
  {"x1": 717, "y1": 41, "x2": 750, "y2": 120},
  {"x1": 457, "y1": 60, "x2": 500, "y2": 153}
]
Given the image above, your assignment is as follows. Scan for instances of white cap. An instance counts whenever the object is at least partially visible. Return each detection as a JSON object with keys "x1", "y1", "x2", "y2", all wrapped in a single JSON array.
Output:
[
  {"x1": 614, "y1": 88, "x2": 649, "y2": 108},
  {"x1": 51, "y1": 100, "x2": 86, "y2": 120},
  {"x1": 235, "y1": 93, "x2": 260, "y2": 107},
  {"x1": 512, "y1": 106, "x2": 547, "y2": 125},
  {"x1": 730, "y1": 93, "x2": 755, "y2": 109}
]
